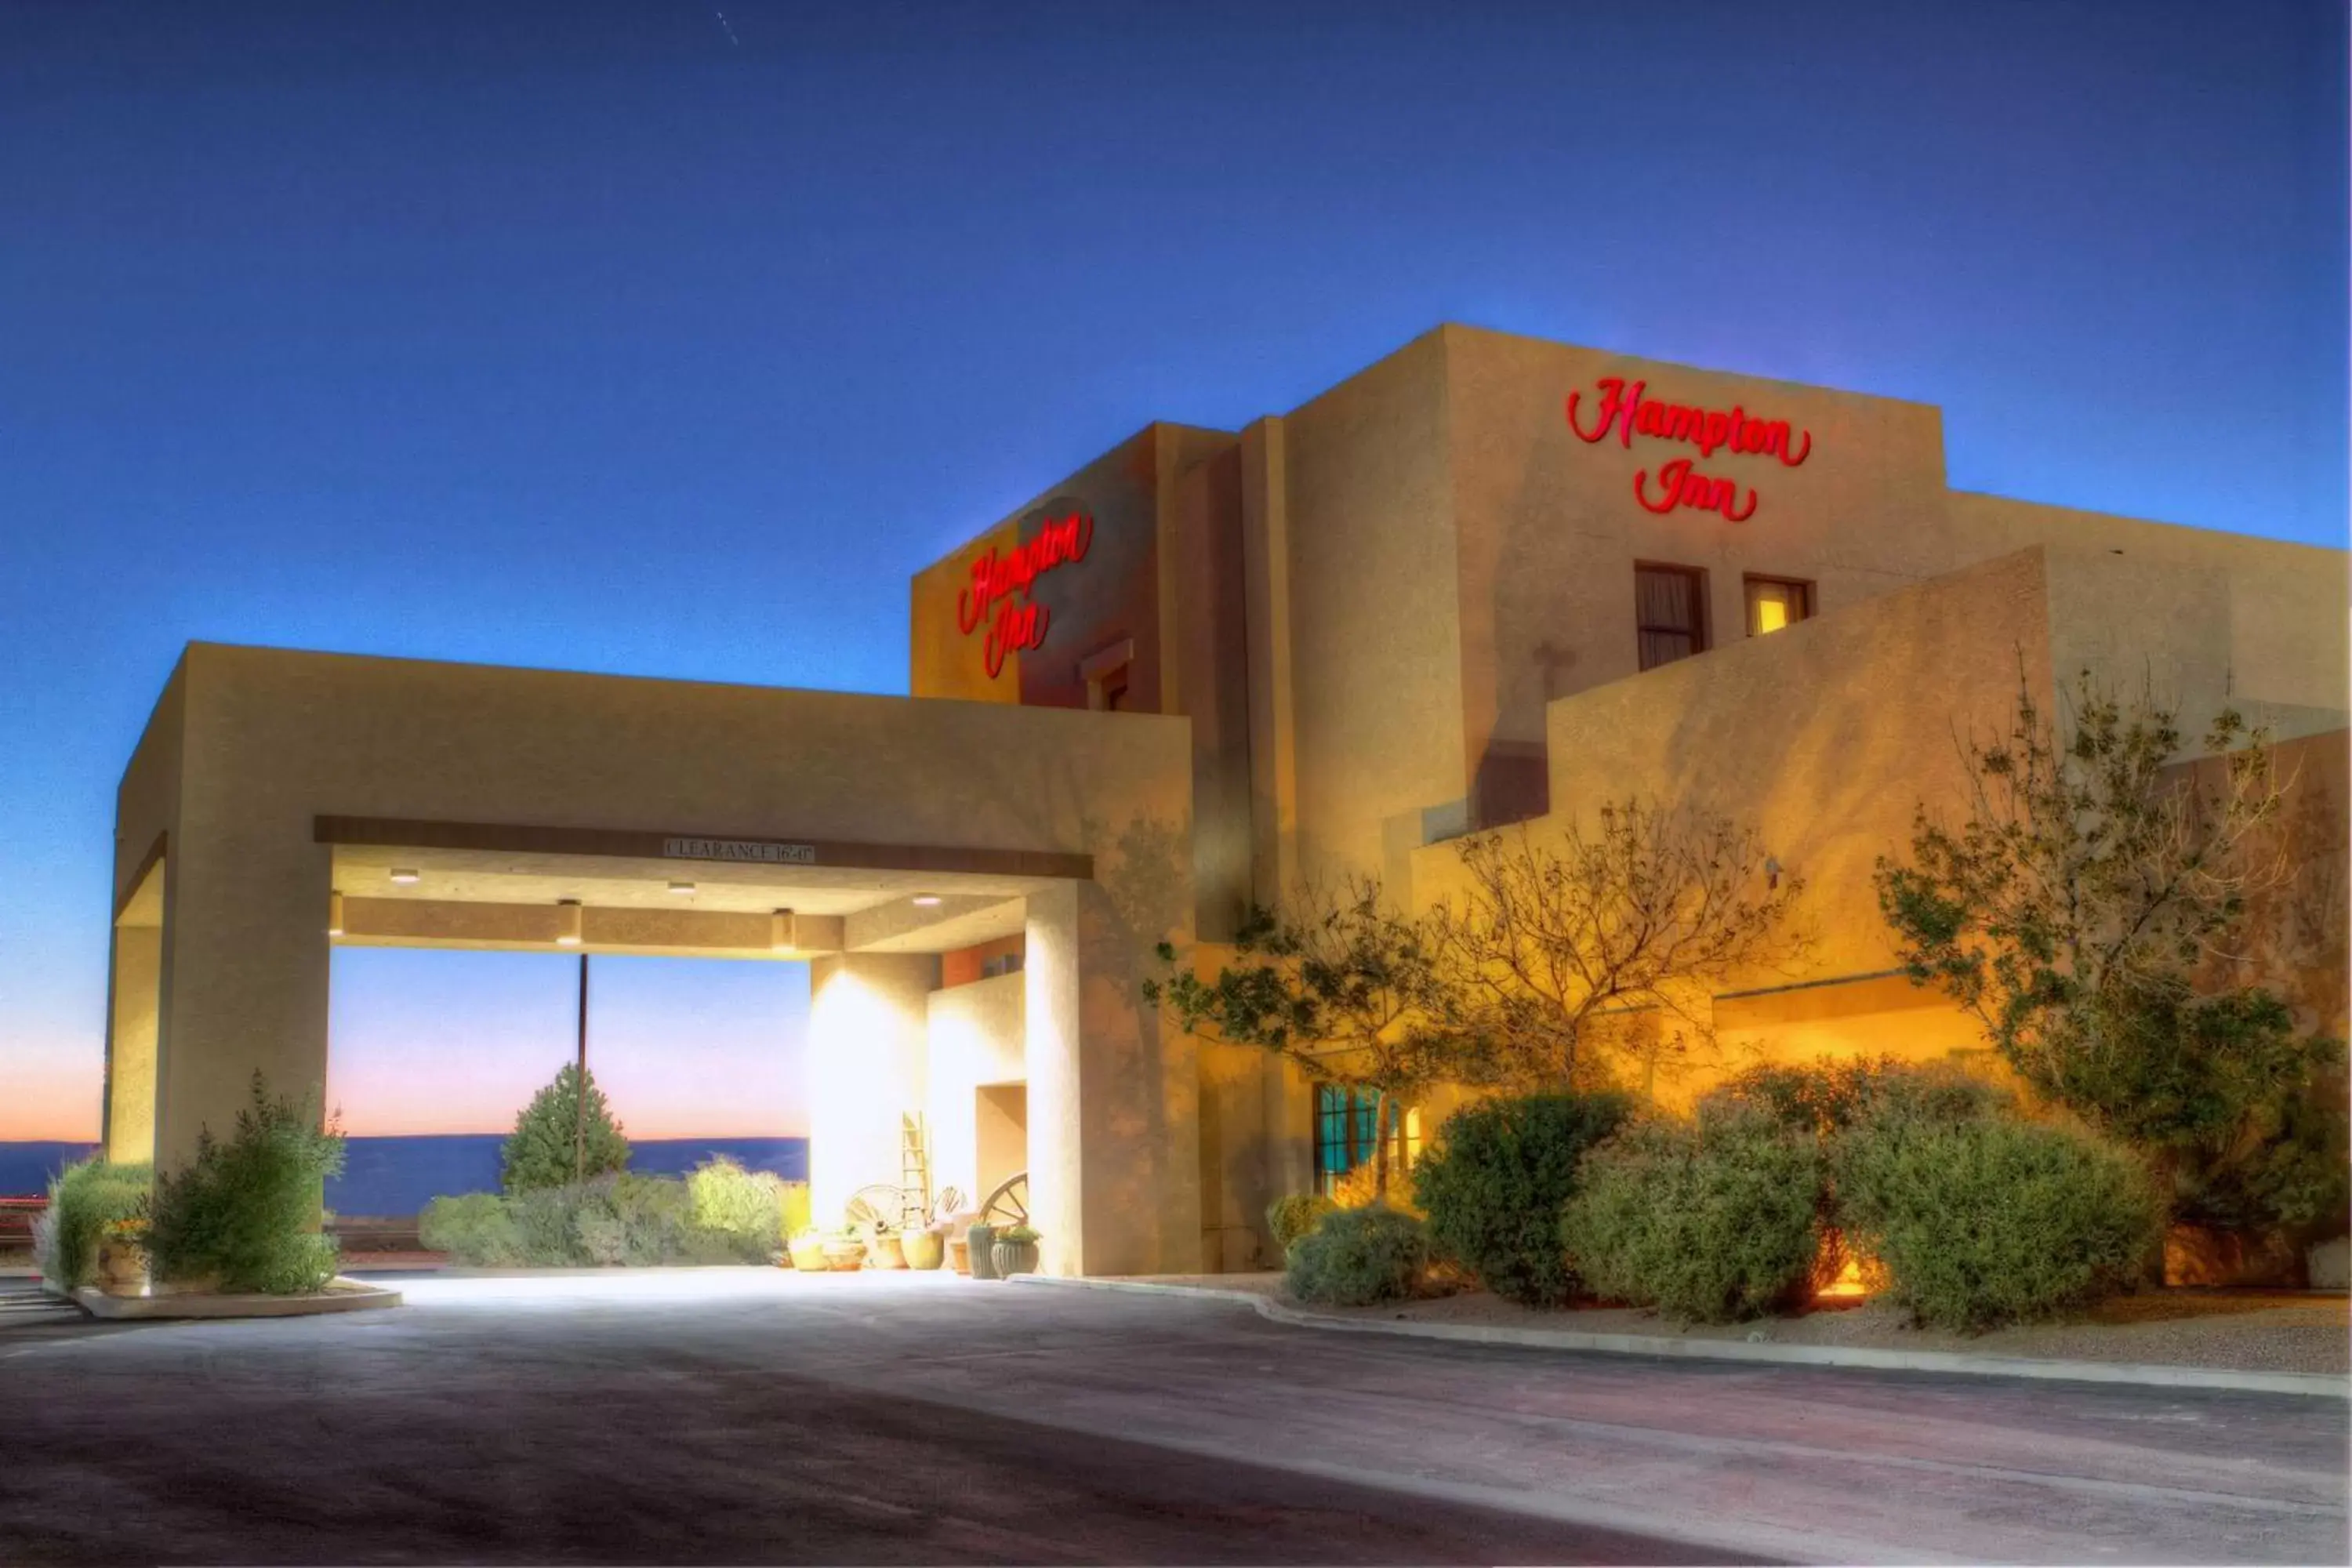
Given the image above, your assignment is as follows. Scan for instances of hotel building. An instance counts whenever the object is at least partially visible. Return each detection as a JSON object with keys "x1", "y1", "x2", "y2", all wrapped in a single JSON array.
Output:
[{"x1": 105, "y1": 325, "x2": 2349, "y2": 1276}]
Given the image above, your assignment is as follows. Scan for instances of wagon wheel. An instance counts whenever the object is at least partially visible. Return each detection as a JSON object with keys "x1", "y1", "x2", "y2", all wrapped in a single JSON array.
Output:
[
  {"x1": 844, "y1": 1184, "x2": 920, "y2": 1236},
  {"x1": 978, "y1": 1171, "x2": 1028, "y2": 1229}
]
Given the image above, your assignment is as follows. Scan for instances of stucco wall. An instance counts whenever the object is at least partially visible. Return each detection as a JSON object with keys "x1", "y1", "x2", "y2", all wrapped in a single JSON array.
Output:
[{"x1": 924, "y1": 970, "x2": 1026, "y2": 1210}]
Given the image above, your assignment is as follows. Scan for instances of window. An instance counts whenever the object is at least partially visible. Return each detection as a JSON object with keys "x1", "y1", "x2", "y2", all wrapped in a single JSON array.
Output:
[
  {"x1": 1635, "y1": 564, "x2": 1708, "y2": 671},
  {"x1": 1312, "y1": 1086, "x2": 1421, "y2": 1195},
  {"x1": 1080, "y1": 637, "x2": 1136, "y2": 712},
  {"x1": 1744, "y1": 575, "x2": 1813, "y2": 637}
]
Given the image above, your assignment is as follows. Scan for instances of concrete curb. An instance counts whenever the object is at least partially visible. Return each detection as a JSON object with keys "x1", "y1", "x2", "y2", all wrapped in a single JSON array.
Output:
[
  {"x1": 1014, "y1": 1276, "x2": 2352, "y2": 1399},
  {"x1": 71, "y1": 1277, "x2": 402, "y2": 1320}
]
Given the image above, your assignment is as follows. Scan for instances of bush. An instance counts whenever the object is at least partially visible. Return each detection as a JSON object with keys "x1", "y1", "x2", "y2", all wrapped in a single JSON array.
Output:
[
  {"x1": 1836, "y1": 1112, "x2": 2161, "y2": 1330},
  {"x1": 1701, "y1": 1056, "x2": 2012, "y2": 1138},
  {"x1": 1285, "y1": 1204, "x2": 1428, "y2": 1306},
  {"x1": 501, "y1": 1064, "x2": 630, "y2": 1193},
  {"x1": 1563, "y1": 1105, "x2": 1825, "y2": 1324},
  {"x1": 421, "y1": 1174, "x2": 745, "y2": 1267},
  {"x1": 147, "y1": 1076, "x2": 346, "y2": 1294},
  {"x1": 688, "y1": 1156, "x2": 789, "y2": 1262},
  {"x1": 779, "y1": 1181, "x2": 812, "y2": 1240},
  {"x1": 42, "y1": 1158, "x2": 153, "y2": 1290},
  {"x1": 1266, "y1": 1193, "x2": 1338, "y2": 1251},
  {"x1": 1410, "y1": 1091, "x2": 1632, "y2": 1307}
]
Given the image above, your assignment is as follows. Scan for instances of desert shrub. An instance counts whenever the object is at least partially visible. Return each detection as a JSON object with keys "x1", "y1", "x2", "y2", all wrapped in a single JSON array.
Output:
[
  {"x1": 1267, "y1": 1193, "x2": 1339, "y2": 1251},
  {"x1": 1702, "y1": 1056, "x2": 2012, "y2": 1138},
  {"x1": 419, "y1": 1192, "x2": 525, "y2": 1265},
  {"x1": 42, "y1": 1158, "x2": 153, "y2": 1290},
  {"x1": 1835, "y1": 1111, "x2": 2161, "y2": 1330},
  {"x1": 500, "y1": 1064, "x2": 630, "y2": 1193},
  {"x1": 1410, "y1": 1091, "x2": 1632, "y2": 1307},
  {"x1": 1563, "y1": 1104, "x2": 1824, "y2": 1324},
  {"x1": 146, "y1": 1076, "x2": 345, "y2": 1294},
  {"x1": 688, "y1": 1156, "x2": 786, "y2": 1261},
  {"x1": 1285, "y1": 1204, "x2": 1428, "y2": 1307}
]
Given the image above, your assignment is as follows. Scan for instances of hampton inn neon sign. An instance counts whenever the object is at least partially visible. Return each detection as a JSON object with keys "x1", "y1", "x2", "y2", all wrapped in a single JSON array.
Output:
[
  {"x1": 956, "y1": 508, "x2": 1094, "y2": 677},
  {"x1": 1566, "y1": 377, "x2": 1813, "y2": 523}
]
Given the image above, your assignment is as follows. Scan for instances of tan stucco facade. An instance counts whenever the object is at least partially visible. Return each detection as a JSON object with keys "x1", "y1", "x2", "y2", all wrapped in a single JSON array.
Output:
[{"x1": 109, "y1": 323, "x2": 2347, "y2": 1276}]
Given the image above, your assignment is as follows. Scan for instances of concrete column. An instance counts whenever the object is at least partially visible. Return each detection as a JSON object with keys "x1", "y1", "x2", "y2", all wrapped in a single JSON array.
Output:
[
  {"x1": 807, "y1": 952, "x2": 935, "y2": 1227},
  {"x1": 152, "y1": 833, "x2": 333, "y2": 1174},
  {"x1": 103, "y1": 921, "x2": 162, "y2": 1166},
  {"x1": 1026, "y1": 881, "x2": 1203, "y2": 1278}
]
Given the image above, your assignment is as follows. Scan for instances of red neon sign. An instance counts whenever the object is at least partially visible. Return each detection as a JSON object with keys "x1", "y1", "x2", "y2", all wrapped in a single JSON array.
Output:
[
  {"x1": 1566, "y1": 376, "x2": 1813, "y2": 523},
  {"x1": 956, "y1": 509, "x2": 1094, "y2": 678}
]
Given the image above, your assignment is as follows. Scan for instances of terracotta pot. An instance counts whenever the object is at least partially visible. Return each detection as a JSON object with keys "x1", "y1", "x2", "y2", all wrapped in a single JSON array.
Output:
[
  {"x1": 786, "y1": 1237, "x2": 830, "y2": 1272},
  {"x1": 902, "y1": 1230, "x2": 945, "y2": 1271},
  {"x1": 869, "y1": 1233, "x2": 907, "y2": 1270},
  {"x1": 95, "y1": 1239, "x2": 148, "y2": 1296},
  {"x1": 947, "y1": 1237, "x2": 970, "y2": 1276},
  {"x1": 966, "y1": 1224, "x2": 998, "y2": 1281},
  {"x1": 991, "y1": 1238, "x2": 1040, "y2": 1279},
  {"x1": 822, "y1": 1240, "x2": 867, "y2": 1272}
]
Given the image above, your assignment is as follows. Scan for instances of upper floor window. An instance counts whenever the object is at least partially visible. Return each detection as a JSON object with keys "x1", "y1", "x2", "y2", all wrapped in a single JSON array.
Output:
[
  {"x1": 1635, "y1": 564, "x2": 1708, "y2": 671},
  {"x1": 1744, "y1": 575, "x2": 1814, "y2": 637}
]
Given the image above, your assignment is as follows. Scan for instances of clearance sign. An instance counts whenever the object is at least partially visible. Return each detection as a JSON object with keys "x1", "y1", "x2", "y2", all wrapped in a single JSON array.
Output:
[
  {"x1": 1566, "y1": 377, "x2": 1814, "y2": 522},
  {"x1": 955, "y1": 509, "x2": 1094, "y2": 678}
]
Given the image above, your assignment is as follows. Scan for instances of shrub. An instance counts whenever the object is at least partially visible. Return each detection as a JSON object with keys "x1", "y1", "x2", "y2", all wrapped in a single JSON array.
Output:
[
  {"x1": 147, "y1": 1076, "x2": 346, "y2": 1294},
  {"x1": 42, "y1": 1158, "x2": 153, "y2": 1290},
  {"x1": 501, "y1": 1064, "x2": 630, "y2": 1193},
  {"x1": 1266, "y1": 1192, "x2": 1338, "y2": 1251},
  {"x1": 1285, "y1": 1204, "x2": 1428, "y2": 1307},
  {"x1": 1410, "y1": 1091, "x2": 1632, "y2": 1306},
  {"x1": 1835, "y1": 1112, "x2": 2161, "y2": 1330},
  {"x1": 1563, "y1": 1104, "x2": 1825, "y2": 1324},
  {"x1": 1702, "y1": 1056, "x2": 2012, "y2": 1138},
  {"x1": 779, "y1": 1180, "x2": 812, "y2": 1240},
  {"x1": 688, "y1": 1156, "x2": 786, "y2": 1261},
  {"x1": 419, "y1": 1191, "x2": 525, "y2": 1265}
]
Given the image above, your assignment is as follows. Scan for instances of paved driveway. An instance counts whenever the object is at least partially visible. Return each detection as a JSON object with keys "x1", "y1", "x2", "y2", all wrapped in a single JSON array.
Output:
[{"x1": 1, "y1": 1269, "x2": 2343, "y2": 1564}]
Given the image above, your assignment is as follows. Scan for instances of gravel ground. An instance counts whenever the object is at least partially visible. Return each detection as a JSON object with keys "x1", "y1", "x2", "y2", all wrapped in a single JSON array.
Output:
[{"x1": 1124, "y1": 1272, "x2": 2352, "y2": 1374}]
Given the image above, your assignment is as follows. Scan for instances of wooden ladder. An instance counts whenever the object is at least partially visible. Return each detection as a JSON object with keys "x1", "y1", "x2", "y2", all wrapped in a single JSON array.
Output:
[{"x1": 899, "y1": 1112, "x2": 931, "y2": 1228}]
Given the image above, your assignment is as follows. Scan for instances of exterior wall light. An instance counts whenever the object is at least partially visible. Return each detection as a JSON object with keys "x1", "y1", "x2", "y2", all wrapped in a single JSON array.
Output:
[
  {"x1": 557, "y1": 898, "x2": 583, "y2": 947},
  {"x1": 667, "y1": 880, "x2": 697, "y2": 896},
  {"x1": 770, "y1": 908, "x2": 793, "y2": 953},
  {"x1": 911, "y1": 894, "x2": 943, "y2": 907},
  {"x1": 389, "y1": 867, "x2": 421, "y2": 885},
  {"x1": 327, "y1": 891, "x2": 344, "y2": 938}
]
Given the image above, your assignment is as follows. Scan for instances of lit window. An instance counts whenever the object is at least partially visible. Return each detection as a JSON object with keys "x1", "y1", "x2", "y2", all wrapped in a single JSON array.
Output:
[
  {"x1": 1313, "y1": 1087, "x2": 1421, "y2": 1194},
  {"x1": 1744, "y1": 576, "x2": 1813, "y2": 636},
  {"x1": 1635, "y1": 564, "x2": 1708, "y2": 671}
]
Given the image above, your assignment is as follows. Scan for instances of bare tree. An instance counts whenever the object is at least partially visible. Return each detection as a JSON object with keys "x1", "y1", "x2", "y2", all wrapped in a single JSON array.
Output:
[
  {"x1": 1143, "y1": 877, "x2": 1482, "y2": 1200},
  {"x1": 1436, "y1": 800, "x2": 1809, "y2": 1096}
]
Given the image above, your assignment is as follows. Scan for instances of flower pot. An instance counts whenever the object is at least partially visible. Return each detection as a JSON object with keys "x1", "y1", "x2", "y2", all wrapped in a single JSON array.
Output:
[
  {"x1": 966, "y1": 1223, "x2": 999, "y2": 1281},
  {"x1": 822, "y1": 1240, "x2": 867, "y2": 1272},
  {"x1": 947, "y1": 1237, "x2": 970, "y2": 1275},
  {"x1": 787, "y1": 1236, "x2": 830, "y2": 1272},
  {"x1": 869, "y1": 1233, "x2": 907, "y2": 1270},
  {"x1": 990, "y1": 1238, "x2": 1040, "y2": 1279},
  {"x1": 94, "y1": 1239, "x2": 148, "y2": 1296},
  {"x1": 902, "y1": 1230, "x2": 945, "y2": 1271}
]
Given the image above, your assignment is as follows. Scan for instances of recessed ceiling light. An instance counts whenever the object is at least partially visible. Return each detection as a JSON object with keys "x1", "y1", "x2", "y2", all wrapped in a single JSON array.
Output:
[
  {"x1": 556, "y1": 898, "x2": 583, "y2": 947},
  {"x1": 911, "y1": 894, "x2": 942, "y2": 907},
  {"x1": 389, "y1": 868, "x2": 421, "y2": 885},
  {"x1": 667, "y1": 880, "x2": 697, "y2": 896}
]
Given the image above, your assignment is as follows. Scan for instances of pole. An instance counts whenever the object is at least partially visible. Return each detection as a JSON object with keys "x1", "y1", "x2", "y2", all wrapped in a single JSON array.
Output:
[{"x1": 574, "y1": 953, "x2": 589, "y2": 1185}]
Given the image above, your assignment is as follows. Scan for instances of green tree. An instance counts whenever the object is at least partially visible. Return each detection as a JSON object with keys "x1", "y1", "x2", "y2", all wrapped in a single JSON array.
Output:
[
  {"x1": 501, "y1": 1063, "x2": 630, "y2": 1193},
  {"x1": 1143, "y1": 879, "x2": 1483, "y2": 1200},
  {"x1": 1874, "y1": 669, "x2": 2343, "y2": 1235}
]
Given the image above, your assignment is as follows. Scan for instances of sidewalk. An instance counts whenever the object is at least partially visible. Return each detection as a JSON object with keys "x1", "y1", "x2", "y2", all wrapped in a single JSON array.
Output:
[{"x1": 1020, "y1": 1272, "x2": 2351, "y2": 1399}]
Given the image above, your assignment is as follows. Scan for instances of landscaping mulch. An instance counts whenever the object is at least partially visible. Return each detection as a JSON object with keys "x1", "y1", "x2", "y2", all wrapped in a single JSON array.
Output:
[{"x1": 1123, "y1": 1272, "x2": 2352, "y2": 1376}]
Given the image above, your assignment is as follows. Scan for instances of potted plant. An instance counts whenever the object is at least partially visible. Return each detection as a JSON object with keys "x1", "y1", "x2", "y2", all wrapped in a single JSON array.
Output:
[
  {"x1": 821, "y1": 1231, "x2": 867, "y2": 1272},
  {"x1": 786, "y1": 1227, "x2": 830, "y2": 1272},
  {"x1": 902, "y1": 1225, "x2": 946, "y2": 1271},
  {"x1": 966, "y1": 1221, "x2": 999, "y2": 1280},
  {"x1": 990, "y1": 1224, "x2": 1040, "y2": 1279},
  {"x1": 866, "y1": 1217, "x2": 907, "y2": 1269},
  {"x1": 94, "y1": 1216, "x2": 150, "y2": 1296}
]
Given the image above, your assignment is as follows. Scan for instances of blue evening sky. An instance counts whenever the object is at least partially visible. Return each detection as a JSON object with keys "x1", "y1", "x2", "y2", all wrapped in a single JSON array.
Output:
[{"x1": 2, "y1": 1, "x2": 2343, "y2": 1138}]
